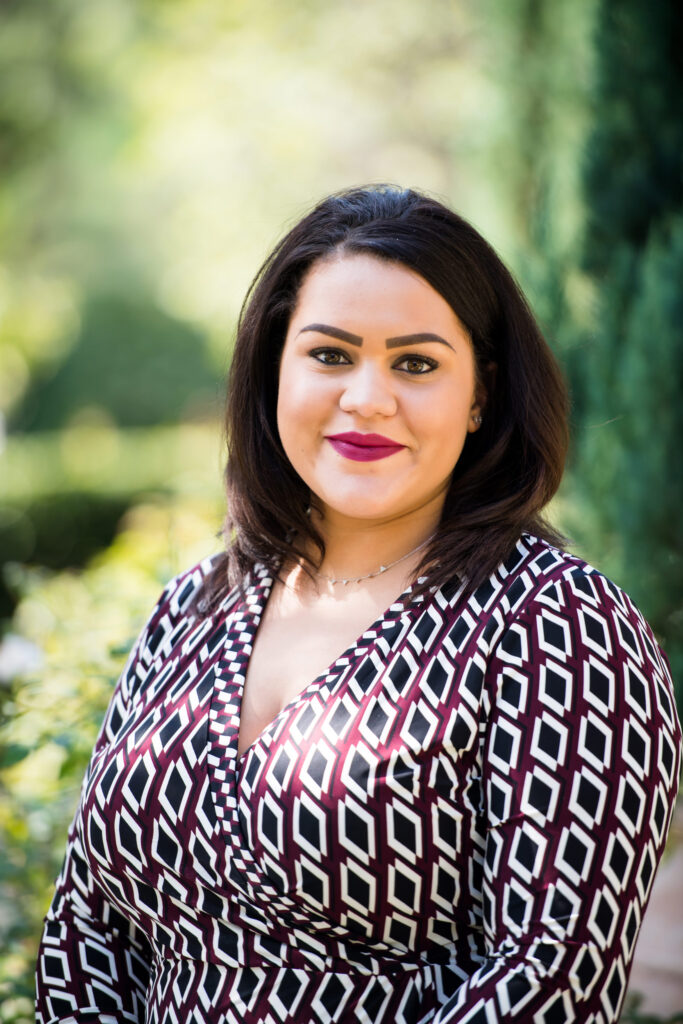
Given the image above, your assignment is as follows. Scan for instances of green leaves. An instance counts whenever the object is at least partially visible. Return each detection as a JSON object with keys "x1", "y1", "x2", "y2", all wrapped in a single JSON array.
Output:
[{"x1": 0, "y1": 493, "x2": 221, "y2": 1016}]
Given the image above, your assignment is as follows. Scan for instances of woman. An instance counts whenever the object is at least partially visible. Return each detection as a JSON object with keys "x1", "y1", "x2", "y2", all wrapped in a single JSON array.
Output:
[{"x1": 36, "y1": 186, "x2": 681, "y2": 1023}]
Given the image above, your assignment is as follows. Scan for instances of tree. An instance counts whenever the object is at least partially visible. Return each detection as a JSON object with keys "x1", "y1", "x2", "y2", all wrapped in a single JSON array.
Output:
[{"x1": 569, "y1": 0, "x2": 683, "y2": 695}]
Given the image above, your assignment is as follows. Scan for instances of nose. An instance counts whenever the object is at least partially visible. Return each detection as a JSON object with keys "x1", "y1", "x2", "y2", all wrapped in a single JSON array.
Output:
[{"x1": 338, "y1": 362, "x2": 397, "y2": 418}]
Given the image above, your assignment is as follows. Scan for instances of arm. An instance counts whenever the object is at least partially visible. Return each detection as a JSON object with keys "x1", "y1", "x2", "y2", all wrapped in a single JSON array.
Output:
[
  {"x1": 436, "y1": 567, "x2": 682, "y2": 1023},
  {"x1": 36, "y1": 830, "x2": 152, "y2": 1023},
  {"x1": 35, "y1": 564, "x2": 207, "y2": 1024}
]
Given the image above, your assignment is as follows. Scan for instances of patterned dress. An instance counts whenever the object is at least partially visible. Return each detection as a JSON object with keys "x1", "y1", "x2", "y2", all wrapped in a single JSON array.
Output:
[{"x1": 35, "y1": 535, "x2": 681, "y2": 1024}]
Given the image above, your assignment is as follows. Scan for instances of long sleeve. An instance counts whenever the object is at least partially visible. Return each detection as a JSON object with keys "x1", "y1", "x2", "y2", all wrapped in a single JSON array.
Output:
[
  {"x1": 434, "y1": 566, "x2": 681, "y2": 1023},
  {"x1": 36, "y1": 831, "x2": 153, "y2": 1023},
  {"x1": 35, "y1": 567, "x2": 201, "y2": 1024},
  {"x1": 33, "y1": 546, "x2": 682, "y2": 1023}
]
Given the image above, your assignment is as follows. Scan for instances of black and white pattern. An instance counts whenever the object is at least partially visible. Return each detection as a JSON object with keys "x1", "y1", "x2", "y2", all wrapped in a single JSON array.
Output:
[{"x1": 36, "y1": 536, "x2": 682, "y2": 1023}]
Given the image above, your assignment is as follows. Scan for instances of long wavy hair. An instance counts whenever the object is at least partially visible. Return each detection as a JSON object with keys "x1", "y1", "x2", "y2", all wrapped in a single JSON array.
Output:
[{"x1": 200, "y1": 185, "x2": 569, "y2": 611}]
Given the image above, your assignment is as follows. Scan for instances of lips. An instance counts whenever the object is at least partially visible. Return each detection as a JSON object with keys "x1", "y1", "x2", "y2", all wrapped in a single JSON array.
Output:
[{"x1": 326, "y1": 432, "x2": 406, "y2": 462}]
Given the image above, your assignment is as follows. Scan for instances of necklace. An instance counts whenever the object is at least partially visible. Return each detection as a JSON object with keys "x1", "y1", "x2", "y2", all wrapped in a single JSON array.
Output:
[{"x1": 314, "y1": 535, "x2": 433, "y2": 586}]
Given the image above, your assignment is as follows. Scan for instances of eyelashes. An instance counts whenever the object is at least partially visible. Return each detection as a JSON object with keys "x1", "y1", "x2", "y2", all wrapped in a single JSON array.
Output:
[
  {"x1": 310, "y1": 348, "x2": 351, "y2": 366},
  {"x1": 394, "y1": 354, "x2": 438, "y2": 375},
  {"x1": 309, "y1": 347, "x2": 438, "y2": 375}
]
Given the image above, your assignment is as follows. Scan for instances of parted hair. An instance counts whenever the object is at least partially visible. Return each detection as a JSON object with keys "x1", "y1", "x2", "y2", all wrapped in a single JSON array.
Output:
[{"x1": 200, "y1": 185, "x2": 569, "y2": 611}]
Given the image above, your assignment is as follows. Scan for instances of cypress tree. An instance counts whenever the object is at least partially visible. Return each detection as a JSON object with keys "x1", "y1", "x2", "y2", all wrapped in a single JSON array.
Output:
[{"x1": 570, "y1": 0, "x2": 683, "y2": 698}]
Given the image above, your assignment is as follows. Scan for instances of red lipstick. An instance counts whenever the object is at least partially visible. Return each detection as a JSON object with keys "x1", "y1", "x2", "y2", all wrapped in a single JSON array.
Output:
[{"x1": 326, "y1": 432, "x2": 405, "y2": 462}]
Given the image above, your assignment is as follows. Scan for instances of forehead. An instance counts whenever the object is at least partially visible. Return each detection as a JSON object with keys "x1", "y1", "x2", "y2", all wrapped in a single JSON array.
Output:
[{"x1": 289, "y1": 253, "x2": 462, "y2": 336}]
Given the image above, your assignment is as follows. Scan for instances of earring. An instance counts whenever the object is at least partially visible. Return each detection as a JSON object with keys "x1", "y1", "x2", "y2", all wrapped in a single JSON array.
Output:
[{"x1": 473, "y1": 414, "x2": 483, "y2": 426}]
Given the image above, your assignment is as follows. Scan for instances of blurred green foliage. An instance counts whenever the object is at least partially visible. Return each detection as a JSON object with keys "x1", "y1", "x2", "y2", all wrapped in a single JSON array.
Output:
[
  {"x1": 621, "y1": 995, "x2": 683, "y2": 1024},
  {"x1": 0, "y1": 422, "x2": 221, "y2": 618},
  {"x1": 564, "y1": 0, "x2": 683, "y2": 689},
  {"x1": 0, "y1": 0, "x2": 681, "y2": 1018},
  {"x1": 13, "y1": 292, "x2": 221, "y2": 431},
  {"x1": 0, "y1": 497, "x2": 221, "y2": 1020}
]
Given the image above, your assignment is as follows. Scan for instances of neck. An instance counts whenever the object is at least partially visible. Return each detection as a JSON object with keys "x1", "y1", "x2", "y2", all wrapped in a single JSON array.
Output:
[{"x1": 307, "y1": 503, "x2": 441, "y2": 587}]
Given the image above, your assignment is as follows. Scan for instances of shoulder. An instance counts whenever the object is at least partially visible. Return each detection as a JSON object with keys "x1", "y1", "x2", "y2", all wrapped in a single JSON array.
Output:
[
  {"x1": 442, "y1": 532, "x2": 648, "y2": 619},
  {"x1": 500, "y1": 534, "x2": 663, "y2": 654},
  {"x1": 128, "y1": 553, "x2": 243, "y2": 674},
  {"x1": 431, "y1": 533, "x2": 672, "y2": 682},
  {"x1": 149, "y1": 552, "x2": 226, "y2": 627}
]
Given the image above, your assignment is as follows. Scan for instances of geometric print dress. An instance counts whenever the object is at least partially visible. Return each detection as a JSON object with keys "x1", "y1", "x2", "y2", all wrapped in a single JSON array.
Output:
[{"x1": 35, "y1": 534, "x2": 682, "y2": 1024}]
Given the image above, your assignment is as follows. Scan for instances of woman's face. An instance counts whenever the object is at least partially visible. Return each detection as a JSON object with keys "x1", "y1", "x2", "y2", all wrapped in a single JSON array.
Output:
[{"x1": 277, "y1": 253, "x2": 483, "y2": 529}]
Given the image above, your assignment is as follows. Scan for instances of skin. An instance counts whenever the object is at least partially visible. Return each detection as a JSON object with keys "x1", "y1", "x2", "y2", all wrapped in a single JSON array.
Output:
[
  {"x1": 237, "y1": 253, "x2": 485, "y2": 757},
  {"x1": 277, "y1": 252, "x2": 484, "y2": 563}
]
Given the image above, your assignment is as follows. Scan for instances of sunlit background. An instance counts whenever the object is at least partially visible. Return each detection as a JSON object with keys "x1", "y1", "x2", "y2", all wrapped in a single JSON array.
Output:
[{"x1": 1, "y1": 0, "x2": 681, "y2": 1017}]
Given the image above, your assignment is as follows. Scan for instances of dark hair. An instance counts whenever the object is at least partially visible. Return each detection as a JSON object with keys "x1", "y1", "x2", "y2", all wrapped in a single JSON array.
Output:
[{"x1": 202, "y1": 185, "x2": 568, "y2": 610}]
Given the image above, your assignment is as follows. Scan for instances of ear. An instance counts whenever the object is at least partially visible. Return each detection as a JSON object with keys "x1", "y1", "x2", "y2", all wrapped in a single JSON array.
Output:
[
  {"x1": 467, "y1": 399, "x2": 484, "y2": 433},
  {"x1": 467, "y1": 362, "x2": 496, "y2": 433}
]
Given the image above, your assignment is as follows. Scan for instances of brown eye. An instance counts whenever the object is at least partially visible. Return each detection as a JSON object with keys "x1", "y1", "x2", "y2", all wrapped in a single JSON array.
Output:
[
  {"x1": 311, "y1": 348, "x2": 351, "y2": 366},
  {"x1": 395, "y1": 355, "x2": 438, "y2": 375}
]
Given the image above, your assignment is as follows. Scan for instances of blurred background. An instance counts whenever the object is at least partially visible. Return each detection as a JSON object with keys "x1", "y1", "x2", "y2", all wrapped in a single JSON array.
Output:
[{"x1": 0, "y1": 0, "x2": 681, "y2": 1018}]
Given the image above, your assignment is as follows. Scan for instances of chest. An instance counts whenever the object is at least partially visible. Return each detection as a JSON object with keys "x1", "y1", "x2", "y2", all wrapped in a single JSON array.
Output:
[
  {"x1": 79, "y1": 599, "x2": 488, "y2": 964},
  {"x1": 238, "y1": 584, "x2": 398, "y2": 756}
]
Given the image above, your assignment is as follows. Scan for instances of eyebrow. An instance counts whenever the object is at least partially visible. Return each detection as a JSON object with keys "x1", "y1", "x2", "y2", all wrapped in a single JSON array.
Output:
[
  {"x1": 298, "y1": 324, "x2": 455, "y2": 351},
  {"x1": 385, "y1": 332, "x2": 454, "y2": 350},
  {"x1": 298, "y1": 323, "x2": 363, "y2": 346}
]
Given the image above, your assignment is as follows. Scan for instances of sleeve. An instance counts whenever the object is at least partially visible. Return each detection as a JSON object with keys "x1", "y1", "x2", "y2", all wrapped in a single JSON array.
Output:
[
  {"x1": 435, "y1": 567, "x2": 682, "y2": 1024},
  {"x1": 34, "y1": 566, "x2": 202, "y2": 1024}
]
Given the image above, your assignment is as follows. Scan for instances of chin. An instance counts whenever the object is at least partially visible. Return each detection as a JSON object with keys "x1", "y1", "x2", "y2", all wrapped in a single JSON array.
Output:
[{"x1": 318, "y1": 494, "x2": 413, "y2": 523}]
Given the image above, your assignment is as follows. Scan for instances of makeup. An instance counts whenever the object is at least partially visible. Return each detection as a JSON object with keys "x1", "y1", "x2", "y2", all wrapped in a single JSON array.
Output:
[{"x1": 326, "y1": 432, "x2": 405, "y2": 462}]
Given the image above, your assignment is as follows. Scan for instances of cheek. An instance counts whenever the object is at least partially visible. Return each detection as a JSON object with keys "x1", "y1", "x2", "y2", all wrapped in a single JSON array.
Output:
[
  {"x1": 277, "y1": 373, "x2": 322, "y2": 459},
  {"x1": 276, "y1": 358, "x2": 301, "y2": 434},
  {"x1": 413, "y1": 385, "x2": 474, "y2": 438},
  {"x1": 276, "y1": 390, "x2": 298, "y2": 454},
  {"x1": 278, "y1": 364, "x2": 336, "y2": 431}
]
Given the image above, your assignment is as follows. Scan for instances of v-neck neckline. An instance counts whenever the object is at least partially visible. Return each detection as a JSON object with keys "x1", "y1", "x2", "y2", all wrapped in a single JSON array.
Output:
[
  {"x1": 207, "y1": 564, "x2": 425, "y2": 786},
  {"x1": 236, "y1": 565, "x2": 425, "y2": 763},
  {"x1": 205, "y1": 565, "x2": 426, "y2": 901}
]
